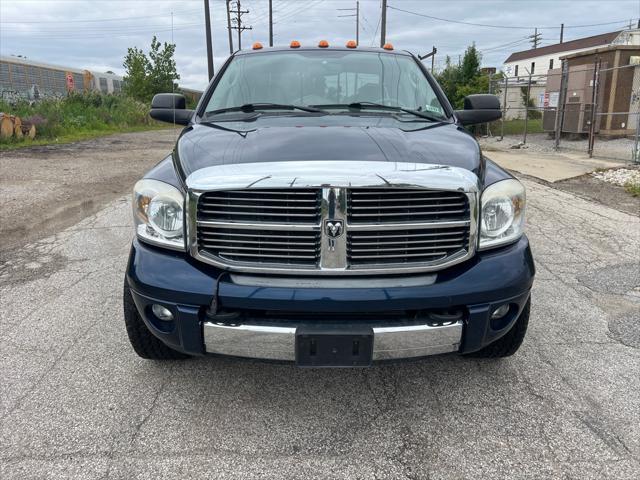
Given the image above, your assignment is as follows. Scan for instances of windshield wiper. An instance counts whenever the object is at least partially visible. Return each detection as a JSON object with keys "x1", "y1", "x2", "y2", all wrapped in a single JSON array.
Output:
[
  {"x1": 312, "y1": 102, "x2": 446, "y2": 122},
  {"x1": 205, "y1": 103, "x2": 328, "y2": 116}
]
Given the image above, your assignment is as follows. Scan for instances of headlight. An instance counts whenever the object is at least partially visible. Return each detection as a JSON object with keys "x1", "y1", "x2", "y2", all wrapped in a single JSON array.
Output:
[
  {"x1": 479, "y1": 179, "x2": 525, "y2": 250},
  {"x1": 133, "y1": 179, "x2": 185, "y2": 250}
]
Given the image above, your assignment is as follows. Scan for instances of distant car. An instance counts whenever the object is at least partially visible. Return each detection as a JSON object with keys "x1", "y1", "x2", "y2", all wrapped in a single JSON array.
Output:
[{"x1": 123, "y1": 42, "x2": 534, "y2": 367}]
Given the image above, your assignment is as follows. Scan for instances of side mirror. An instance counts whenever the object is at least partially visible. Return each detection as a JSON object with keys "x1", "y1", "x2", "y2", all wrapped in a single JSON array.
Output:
[
  {"x1": 455, "y1": 94, "x2": 502, "y2": 126},
  {"x1": 150, "y1": 93, "x2": 194, "y2": 125}
]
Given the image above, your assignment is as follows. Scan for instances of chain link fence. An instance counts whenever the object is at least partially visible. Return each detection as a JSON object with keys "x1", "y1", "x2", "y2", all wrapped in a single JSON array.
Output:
[{"x1": 486, "y1": 59, "x2": 640, "y2": 163}]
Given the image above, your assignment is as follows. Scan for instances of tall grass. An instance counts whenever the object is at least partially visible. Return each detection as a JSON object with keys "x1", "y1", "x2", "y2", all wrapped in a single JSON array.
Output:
[{"x1": 0, "y1": 92, "x2": 163, "y2": 148}]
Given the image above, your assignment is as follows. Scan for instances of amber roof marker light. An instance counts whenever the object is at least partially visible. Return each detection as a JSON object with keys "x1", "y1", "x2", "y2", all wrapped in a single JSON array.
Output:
[
  {"x1": 252, "y1": 42, "x2": 263, "y2": 50},
  {"x1": 290, "y1": 40, "x2": 301, "y2": 48},
  {"x1": 383, "y1": 43, "x2": 394, "y2": 51},
  {"x1": 346, "y1": 40, "x2": 357, "y2": 48},
  {"x1": 318, "y1": 40, "x2": 329, "y2": 48}
]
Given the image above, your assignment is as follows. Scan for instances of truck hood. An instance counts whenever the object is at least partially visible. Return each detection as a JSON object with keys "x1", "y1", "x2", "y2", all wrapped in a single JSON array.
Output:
[{"x1": 174, "y1": 116, "x2": 483, "y2": 180}]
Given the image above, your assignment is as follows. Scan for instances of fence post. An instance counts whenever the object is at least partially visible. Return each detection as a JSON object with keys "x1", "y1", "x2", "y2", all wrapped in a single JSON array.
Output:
[
  {"x1": 587, "y1": 59, "x2": 600, "y2": 158},
  {"x1": 554, "y1": 60, "x2": 569, "y2": 151},
  {"x1": 500, "y1": 76, "x2": 507, "y2": 141},
  {"x1": 634, "y1": 112, "x2": 640, "y2": 164},
  {"x1": 523, "y1": 71, "x2": 532, "y2": 145}
]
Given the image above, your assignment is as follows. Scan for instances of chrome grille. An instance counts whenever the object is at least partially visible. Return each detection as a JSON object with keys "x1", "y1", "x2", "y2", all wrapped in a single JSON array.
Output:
[
  {"x1": 198, "y1": 189, "x2": 321, "y2": 224},
  {"x1": 348, "y1": 189, "x2": 469, "y2": 223},
  {"x1": 348, "y1": 226, "x2": 469, "y2": 266},
  {"x1": 197, "y1": 226, "x2": 321, "y2": 266},
  {"x1": 188, "y1": 161, "x2": 479, "y2": 276}
]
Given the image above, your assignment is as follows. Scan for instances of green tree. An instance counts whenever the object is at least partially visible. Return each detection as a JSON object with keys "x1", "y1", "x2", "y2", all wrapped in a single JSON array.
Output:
[
  {"x1": 148, "y1": 36, "x2": 180, "y2": 96},
  {"x1": 123, "y1": 46, "x2": 151, "y2": 101},
  {"x1": 435, "y1": 43, "x2": 499, "y2": 110},
  {"x1": 460, "y1": 43, "x2": 481, "y2": 85},
  {"x1": 123, "y1": 36, "x2": 180, "y2": 102}
]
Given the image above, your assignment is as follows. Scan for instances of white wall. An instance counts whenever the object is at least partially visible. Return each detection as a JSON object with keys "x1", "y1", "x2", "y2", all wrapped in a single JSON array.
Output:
[{"x1": 504, "y1": 47, "x2": 602, "y2": 79}]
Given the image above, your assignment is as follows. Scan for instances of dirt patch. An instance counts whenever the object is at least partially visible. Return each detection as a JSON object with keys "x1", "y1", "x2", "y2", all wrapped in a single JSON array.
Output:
[
  {"x1": 0, "y1": 129, "x2": 179, "y2": 258},
  {"x1": 554, "y1": 174, "x2": 640, "y2": 217}
]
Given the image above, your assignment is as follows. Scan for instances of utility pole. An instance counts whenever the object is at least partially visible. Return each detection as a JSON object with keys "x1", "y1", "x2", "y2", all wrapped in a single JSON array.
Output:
[
  {"x1": 337, "y1": 1, "x2": 359, "y2": 46},
  {"x1": 559, "y1": 23, "x2": 564, "y2": 44},
  {"x1": 419, "y1": 47, "x2": 437, "y2": 73},
  {"x1": 204, "y1": 0, "x2": 214, "y2": 80},
  {"x1": 356, "y1": 1, "x2": 359, "y2": 46},
  {"x1": 230, "y1": 1, "x2": 252, "y2": 51},
  {"x1": 380, "y1": 0, "x2": 387, "y2": 47},
  {"x1": 529, "y1": 28, "x2": 541, "y2": 49},
  {"x1": 226, "y1": 0, "x2": 234, "y2": 54},
  {"x1": 269, "y1": 0, "x2": 273, "y2": 47}
]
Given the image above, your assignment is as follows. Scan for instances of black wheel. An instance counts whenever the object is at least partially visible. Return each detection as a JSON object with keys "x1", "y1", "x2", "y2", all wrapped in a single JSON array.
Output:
[
  {"x1": 466, "y1": 299, "x2": 531, "y2": 358},
  {"x1": 123, "y1": 283, "x2": 190, "y2": 360}
]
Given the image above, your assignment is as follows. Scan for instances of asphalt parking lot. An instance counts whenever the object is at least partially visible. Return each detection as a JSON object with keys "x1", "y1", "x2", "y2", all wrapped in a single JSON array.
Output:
[{"x1": 1, "y1": 135, "x2": 639, "y2": 479}]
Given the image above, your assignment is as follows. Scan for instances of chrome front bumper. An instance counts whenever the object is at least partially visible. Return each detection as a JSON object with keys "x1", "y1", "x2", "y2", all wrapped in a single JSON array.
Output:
[{"x1": 202, "y1": 321, "x2": 463, "y2": 361}]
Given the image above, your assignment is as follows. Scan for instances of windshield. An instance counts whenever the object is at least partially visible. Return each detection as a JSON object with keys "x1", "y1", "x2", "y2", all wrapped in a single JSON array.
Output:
[{"x1": 204, "y1": 50, "x2": 447, "y2": 118}]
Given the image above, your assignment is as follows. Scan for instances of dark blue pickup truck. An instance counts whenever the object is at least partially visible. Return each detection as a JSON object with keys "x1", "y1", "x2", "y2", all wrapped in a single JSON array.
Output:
[{"x1": 124, "y1": 42, "x2": 534, "y2": 367}]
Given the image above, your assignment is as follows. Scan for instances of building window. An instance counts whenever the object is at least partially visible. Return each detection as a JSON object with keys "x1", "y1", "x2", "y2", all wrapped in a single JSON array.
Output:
[
  {"x1": 514, "y1": 65, "x2": 519, "y2": 77},
  {"x1": 531, "y1": 62, "x2": 535, "y2": 75},
  {"x1": 549, "y1": 59, "x2": 554, "y2": 70}
]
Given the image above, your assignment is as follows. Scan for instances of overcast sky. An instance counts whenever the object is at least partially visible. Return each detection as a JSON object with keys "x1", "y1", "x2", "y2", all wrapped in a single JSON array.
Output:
[{"x1": 1, "y1": 0, "x2": 639, "y2": 90}]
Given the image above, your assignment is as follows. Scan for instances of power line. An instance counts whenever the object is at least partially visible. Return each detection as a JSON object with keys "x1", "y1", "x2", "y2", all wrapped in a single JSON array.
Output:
[
  {"x1": 387, "y1": 5, "x2": 638, "y2": 30},
  {"x1": 0, "y1": 24, "x2": 206, "y2": 40},
  {"x1": 370, "y1": 10, "x2": 381, "y2": 47},
  {"x1": 0, "y1": 8, "x2": 202, "y2": 24},
  {"x1": 478, "y1": 37, "x2": 531, "y2": 53}
]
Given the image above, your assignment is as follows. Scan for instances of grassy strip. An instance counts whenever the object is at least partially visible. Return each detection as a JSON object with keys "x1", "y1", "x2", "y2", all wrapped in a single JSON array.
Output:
[
  {"x1": 624, "y1": 181, "x2": 640, "y2": 197},
  {"x1": 0, "y1": 92, "x2": 165, "y2": 150},
  {"x1": 0, "y1": 124, "x2": 170, "y2": 151},
  {"x1": 489, "y1": 118, "x2": 544, "y2": 136}
]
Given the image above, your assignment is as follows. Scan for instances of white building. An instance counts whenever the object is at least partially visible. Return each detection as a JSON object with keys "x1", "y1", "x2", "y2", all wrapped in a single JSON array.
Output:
[
  {"x1": 499, "y1": 29, "x2": 640, "y2": 120},
  {"x1": 503, "y1": 29, "x2": 639, "y2": 80}
]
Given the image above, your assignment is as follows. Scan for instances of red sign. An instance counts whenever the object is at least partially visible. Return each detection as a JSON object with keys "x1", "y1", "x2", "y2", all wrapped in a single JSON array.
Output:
[{"x1": 66, "y1": 73, "x2": 75, "y2": 91}]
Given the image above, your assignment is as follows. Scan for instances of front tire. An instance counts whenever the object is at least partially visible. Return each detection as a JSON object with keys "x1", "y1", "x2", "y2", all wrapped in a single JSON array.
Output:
[
  {"x1": 123, "y1": 283, "x2": 190, "y2": 360},
  {"x1": 466, "y1": 299, "x2": 531, "y2": 358}
]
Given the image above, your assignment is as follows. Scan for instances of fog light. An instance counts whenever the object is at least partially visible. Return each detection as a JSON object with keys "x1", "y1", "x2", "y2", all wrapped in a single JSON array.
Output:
[
  {"x1": 491, "y1": 304, "x2": 510, "y2": 319},
  {"x1": 152, "y1": 304, "x2": 174, "y2": 322}
]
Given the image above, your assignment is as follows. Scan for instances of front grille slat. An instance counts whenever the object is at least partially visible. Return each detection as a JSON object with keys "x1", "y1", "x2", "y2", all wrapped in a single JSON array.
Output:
[
  {"x1": 352, "y1": 202, "x2": 466, "y2": 210},
  {"x1": 354, "y1": 238, "x2": 465, "y2": 246},
  {"x1": 349, "y1": 209, "x2": 467, "y2": 217},
  {"x1": 217, "y1": 251, "x2": 318, "y2": 260},
  {"x1": 351, "y1": 196, "x2": 463, "y2": 202},
  {"x1": 199, "y1": 202, "x2": 318, "y2": 209},
  {"x1": 199, "y1": 209, "x2": 317, "y2": 217},
  {"x1": 351, "y1": 252, "x2": 448, "y2": 259},
  {"x1": 350, "y1": 244, "x2": 464, "y2": 252},
  {"x1": 201, "y1": 238, "x2": 316, "y2": 247}
]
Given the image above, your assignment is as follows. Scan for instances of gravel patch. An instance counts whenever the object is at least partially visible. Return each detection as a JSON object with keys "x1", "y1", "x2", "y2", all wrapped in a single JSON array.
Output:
[{"x1": 592, "y1": 168, "x2": 640, "y2": 187}]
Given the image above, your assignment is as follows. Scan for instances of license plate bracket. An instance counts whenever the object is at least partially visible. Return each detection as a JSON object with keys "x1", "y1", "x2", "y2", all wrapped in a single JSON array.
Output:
[{"x1": 295, "y1": 326, "x2": 374, "y2": 367}]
